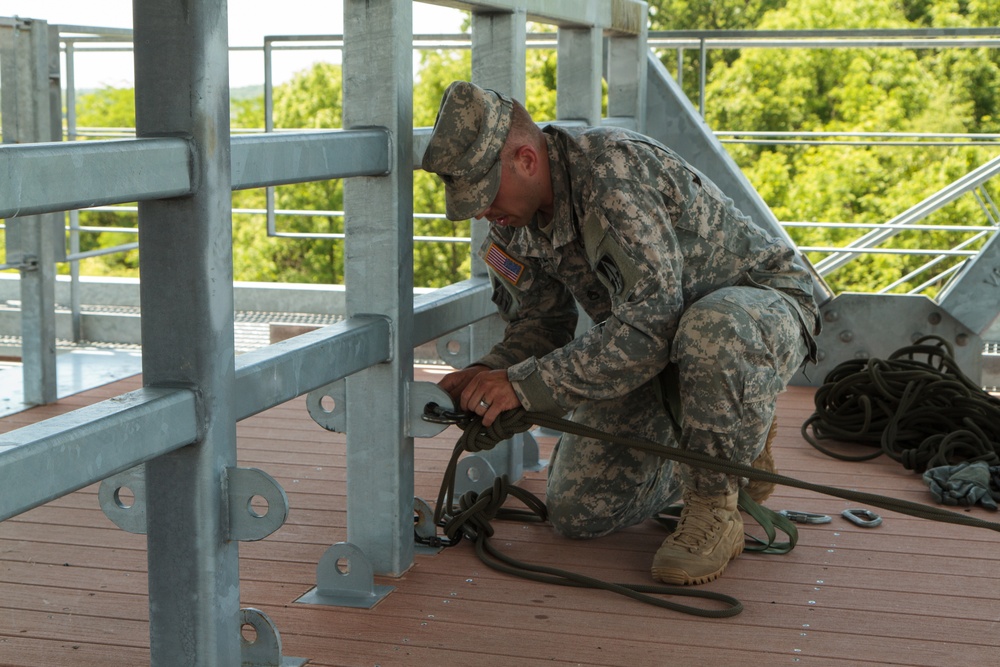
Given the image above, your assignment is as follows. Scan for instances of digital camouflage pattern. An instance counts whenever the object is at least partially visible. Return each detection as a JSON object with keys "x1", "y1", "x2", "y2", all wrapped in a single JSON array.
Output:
[
  {"x1": 421, "y1": 81, "x2": 513, "y2": 221},
  {"x1": 473, "y1": 125, "x2": 821, "y2": 535}
]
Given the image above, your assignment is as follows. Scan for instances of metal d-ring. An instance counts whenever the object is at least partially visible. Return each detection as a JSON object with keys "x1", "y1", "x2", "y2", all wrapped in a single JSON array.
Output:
[{"x1": 842, "y1": 508, "x2": 882, "y2": 527}]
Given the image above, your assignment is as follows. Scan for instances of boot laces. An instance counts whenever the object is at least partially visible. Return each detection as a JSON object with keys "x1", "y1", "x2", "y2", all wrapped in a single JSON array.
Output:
[{"x1": 671, "y1": 494, "x2": 727, "y2": 550}]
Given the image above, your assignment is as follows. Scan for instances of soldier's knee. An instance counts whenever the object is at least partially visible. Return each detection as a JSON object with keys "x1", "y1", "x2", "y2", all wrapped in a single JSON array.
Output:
[{"x1": 546, "y1": 494, "x2": 613, "y2": 539}]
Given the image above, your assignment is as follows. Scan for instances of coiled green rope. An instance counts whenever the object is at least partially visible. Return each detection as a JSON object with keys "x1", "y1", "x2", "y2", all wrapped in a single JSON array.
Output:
[{"x1": 802, "y1": 335, "x2": 1000, "y2": 472}]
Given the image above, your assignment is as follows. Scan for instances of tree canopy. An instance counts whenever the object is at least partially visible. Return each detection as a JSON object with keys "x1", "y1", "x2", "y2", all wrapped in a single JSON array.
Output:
[{"x1": 53, "y1": 0, "x2": 1000, "y2": 297}]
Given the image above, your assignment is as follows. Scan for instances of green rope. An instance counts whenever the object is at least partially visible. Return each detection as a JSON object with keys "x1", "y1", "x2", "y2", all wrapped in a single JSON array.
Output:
[{"x1": 802, "y1": 335, "x2": 1000, "y2": 472}]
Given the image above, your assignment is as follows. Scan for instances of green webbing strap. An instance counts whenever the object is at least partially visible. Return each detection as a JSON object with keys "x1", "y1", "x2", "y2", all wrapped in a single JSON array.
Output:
[{"x1": 738, "y1": 489, "x2": 797, "y2": 554}]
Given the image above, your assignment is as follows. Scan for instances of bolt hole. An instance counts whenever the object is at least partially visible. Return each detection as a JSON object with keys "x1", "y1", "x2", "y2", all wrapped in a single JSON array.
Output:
[
  {"x1": 445, "y1": 340, "x2": 462, "y2": 356},
  {"x1": 114, "y1": 486, "x2": 135, "y2": 510},
  {"x1": 319, "y1": 395, "x2": 336, "y2": 413},
  {"x1": 241, "y1": 622, "x2": 258, "y2": 643},
  {"x1": 336, "y1": 557, "x2": 351, "y2": 575},
  {"x1": 247, "y1": 495, "x2": 269, "y2": 518}
]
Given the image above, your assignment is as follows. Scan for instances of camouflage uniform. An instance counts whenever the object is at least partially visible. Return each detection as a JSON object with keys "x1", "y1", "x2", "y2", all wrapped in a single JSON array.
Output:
[{"x1": 471, "y1": 126, "x2": 820, "y2": 538}]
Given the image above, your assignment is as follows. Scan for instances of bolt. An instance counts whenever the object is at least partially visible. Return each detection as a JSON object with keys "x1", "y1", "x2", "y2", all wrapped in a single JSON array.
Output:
[
  {"x1": 956, "y1": 333, "x2": 969, "y2": 347},
  {"x1": 839, "y1": 330, "x2": 853, "y2": 343},
  {"x1": 854, "y1": 350, "x2": 869, "y2": 360},
  {"x1": 927, "y1": 312, "x2": 942, "y2": 326},
  {"x1": 823, "y1": 310, "x2": 839, "y2": 323}
]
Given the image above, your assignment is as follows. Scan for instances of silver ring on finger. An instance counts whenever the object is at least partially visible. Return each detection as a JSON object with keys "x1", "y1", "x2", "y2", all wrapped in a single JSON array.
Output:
[{"x1": 478, "y1": 398, "x2": 491, "y2": 410}]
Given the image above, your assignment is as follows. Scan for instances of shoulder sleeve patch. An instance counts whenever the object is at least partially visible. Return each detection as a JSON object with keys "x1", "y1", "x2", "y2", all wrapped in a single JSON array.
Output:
[
  {"x1": 484, "y1": 242, "x2": 525, "y2": 286},
  {"x1": 581, "y1": 210, "x2": 643, "y2": 299}
]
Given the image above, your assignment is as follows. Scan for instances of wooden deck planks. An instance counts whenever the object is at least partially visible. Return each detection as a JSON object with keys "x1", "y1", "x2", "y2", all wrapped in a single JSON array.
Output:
[{"x1": 1, "y1": 373, "x2": 999, "y2": 666}]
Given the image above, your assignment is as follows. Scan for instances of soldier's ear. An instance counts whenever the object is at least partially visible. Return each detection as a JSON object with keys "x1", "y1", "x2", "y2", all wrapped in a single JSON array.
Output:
[{"x1": 513, "y1": 143, "x2": 541, "y2": 176}]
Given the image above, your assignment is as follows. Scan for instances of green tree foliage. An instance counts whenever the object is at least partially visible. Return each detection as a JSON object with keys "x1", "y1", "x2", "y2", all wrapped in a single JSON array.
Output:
[
  {"x1": 648, "y1": 0, "x2": 1000, "y2": 295},
  {"x1": 240, "y1": 62, "x2": 347, "y2": 285},
  {"x1": 69, "y1": 87, "x2": 139, "y2": 276},
  {"x1": 62, "y1": 3, "x2": 1000, "y2": 297}
]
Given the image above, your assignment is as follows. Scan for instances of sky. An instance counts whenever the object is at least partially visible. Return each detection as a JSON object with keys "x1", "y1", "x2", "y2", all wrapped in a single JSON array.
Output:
[{"x1": 0, "y1": 1, "x2": 467, "y2": 89}]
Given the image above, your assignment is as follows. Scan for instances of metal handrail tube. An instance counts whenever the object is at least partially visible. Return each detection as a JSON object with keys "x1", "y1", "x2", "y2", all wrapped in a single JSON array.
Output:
[
  {"x1": 0, "y1": 138, "x2": 192, "y2": 219},
  {"x1": 234, "y1": 315, "x2": 392, "y2": 420},
  {"x1": 879, "y1": 231, "x2": 992, "y2": 293},
  {"x1": 231, "y1": 129, "x2": 391, "y2": 190},
  {"x1": 813, "y1": 155, "x2": 1000, "y2": 275},
  {"x1": 412, "y1": 277, "x2": 494, "y2": 346},
  {"x1": 0, "y1": 387, "x2": 197, "y2": 522}
]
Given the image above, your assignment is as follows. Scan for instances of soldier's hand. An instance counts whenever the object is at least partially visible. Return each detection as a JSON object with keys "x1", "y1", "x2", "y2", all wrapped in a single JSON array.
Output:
[
  {"x1": 437, "y1": 364, "x2": 491, "y2": 403},
  {"x1": 460, "y1": 369, "x2": 522, "y2": 427}
]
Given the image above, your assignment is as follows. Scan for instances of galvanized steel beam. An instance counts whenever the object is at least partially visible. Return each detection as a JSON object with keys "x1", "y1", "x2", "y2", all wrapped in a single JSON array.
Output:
[
  {"x1": 421, "y1": 0, "x2": 647, "y2": 33},
  {"x1": 0, "y1": 387, "x2": 197, "y2": 521},
  {"x1": 342, "y1": 0, "x2": 416, "y2": 577},
  {"x1": 0, "y1": 138, "x2": 193, "y2": 219},
  {"x1": 230, "y1": 129, "x2": 391, "y2": 190},
  {"x1": 471, "y1": 9, "x2": 525, "y2": 282},
  {"x1": 0, "y1": 17, "x2": 62, "y2": 405},
  {"x1": 937, "y1": 232, "x2": 1000, "y2": 335},
  {"x1": 557, "y1": 26, "x2": 603, "y2": 125},
  {"x1": 607, "y1": 12, "x2": 648, "y2": 133},
  {"x1": 234, "y1": 315, "x2": 392, "y2": 420},
  {"x1": 412, "y1": 278, "x2": 494, "y2": 345},
  {"x1": 132, "y1": 0, "x2": 242, "y2": 663}
]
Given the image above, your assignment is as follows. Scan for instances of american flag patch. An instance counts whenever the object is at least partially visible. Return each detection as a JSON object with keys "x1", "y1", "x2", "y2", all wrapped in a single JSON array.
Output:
[{"x1": 484, "y1": 242, "x2": 525, "y2": 285}]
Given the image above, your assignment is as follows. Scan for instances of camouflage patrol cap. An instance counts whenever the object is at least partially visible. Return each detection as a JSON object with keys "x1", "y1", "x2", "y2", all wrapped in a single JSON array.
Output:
[{"x1": 421, "y1": 81, "x2": 513, "y2": 221}]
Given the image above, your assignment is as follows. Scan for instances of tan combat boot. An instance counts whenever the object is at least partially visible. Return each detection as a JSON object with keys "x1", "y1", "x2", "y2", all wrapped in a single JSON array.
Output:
[
  {"x1": 651, "y1": 490, "x2": 743, "y2": 585},
  {"x1": 745, "y1": 417, "x2": 778, "y2": 504}
]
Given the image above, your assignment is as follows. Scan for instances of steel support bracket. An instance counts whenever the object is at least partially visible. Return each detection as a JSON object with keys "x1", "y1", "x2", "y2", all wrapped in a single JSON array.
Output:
[
  {"x1": 240, "y1": 607, "x2": 308, "y2": 667},
  {"x1": 520, "y1": 429, "x2": 548, "y2": 472},
  {"x1": 413, "y1": 496, "x2": 442, "y2": 555},
  {"x1": 226, "y1": 467, "x2": 289, "y2": 542},
  {"x1": 295, "y1": 542, "x2": 394, "y2": 609},
  {"x1": 436, "y1": 326, "x2": 474, "y2": 369},
  {"x1": 407, "y1": 380, "x2": 455, "y2": 438},
  {"x1": 453, "y1": 455, "x2": 498, "y2": 496},
  {"x1": 306, "y1": 379, "x2": 345, "y2": 432},
  {"x1": 98, "y1": 464, "x2": 148, "y2": 534},
  {"x1": 307, "y1": 378, "x2": 456, "y2": 438}
]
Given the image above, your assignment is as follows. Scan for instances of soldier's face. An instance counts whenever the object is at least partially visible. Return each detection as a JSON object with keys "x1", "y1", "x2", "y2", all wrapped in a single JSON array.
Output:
[{"x1": 475, "y1": 160, "x2": 537, "y2": 228}]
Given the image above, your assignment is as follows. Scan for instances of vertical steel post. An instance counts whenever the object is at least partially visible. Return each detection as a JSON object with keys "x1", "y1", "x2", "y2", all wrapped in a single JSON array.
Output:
[
  {"x1": 0, "y1": 18, "x2": 61, "y2": 405},
  {"x1": 342, "y1": 0, "x2": 415, "y2": 576},
  {"x1": 0, "y1": 19, "x2": 63, "y2": 404},
  {"x1": 607, "y1": 19, "x2": 649, "y2": 133},
  {"x1": 556, "y1": 26, "x2": 603, "y2": 125},
  {"x1": 66, "y1": 39, "x2": 83, "y2": 341},
  {"x1": 470, "y1": 8, "x2": 526, "y2": 281},
  {"x1": 132, "y1": 1, "x2": 241, "y2": 664}
]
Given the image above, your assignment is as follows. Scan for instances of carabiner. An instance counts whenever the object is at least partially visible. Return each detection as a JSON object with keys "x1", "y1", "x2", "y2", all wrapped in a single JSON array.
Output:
[
  {"x1": 842, "y1": 508, "x2": 882, "y2": 528},
  {"x1": 421, "y1": 401, "x2": 472, "y2": 426},
  {"x1": 778, "y1": 509, "x2": 832, "y2": 524}
]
